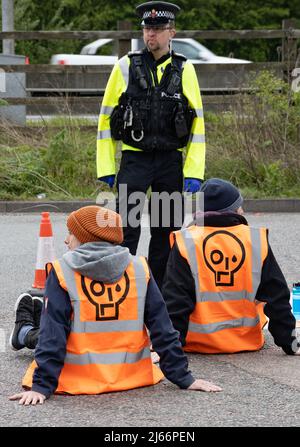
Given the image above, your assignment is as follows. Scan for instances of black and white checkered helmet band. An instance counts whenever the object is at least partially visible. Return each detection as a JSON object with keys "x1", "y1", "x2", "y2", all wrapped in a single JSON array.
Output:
[{"x1": 143, "y1": 10, "x2": 175, "y2": 19}]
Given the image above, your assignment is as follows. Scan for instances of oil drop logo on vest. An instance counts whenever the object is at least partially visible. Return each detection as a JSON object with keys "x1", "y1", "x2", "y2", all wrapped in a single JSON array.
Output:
[
  {"x1": 203, "y1": 230, "x2": 246, "y2": 287},
  {"x1": 81, "y1": 273, "x2": 130, "y2": 321}
]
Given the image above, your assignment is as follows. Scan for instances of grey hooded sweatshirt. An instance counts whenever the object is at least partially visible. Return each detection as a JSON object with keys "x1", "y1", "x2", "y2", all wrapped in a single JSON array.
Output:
[{"x1": 62, "y1": 241, "x2": 131, "y2": 283}]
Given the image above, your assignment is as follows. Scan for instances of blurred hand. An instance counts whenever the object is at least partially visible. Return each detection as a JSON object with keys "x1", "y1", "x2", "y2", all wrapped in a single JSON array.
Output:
[
  {"x1": 151, "y1": 351, "x2": 160, "y2": 364},
  {"x1": 9, "y1": 391, "x2": 46, "y2": 406},
  {"x1": 98, "y1": 175, "x2": 115, "y2": 188},
  {"x1": 187, "y1": 379, "x2": 222, "y2": 392},
  {"x1": 291, "y1": 339, "x2": 300, "y2": 355},
  {"x1": 184, "y1": 178, "x2": 202, "y2": 193}
]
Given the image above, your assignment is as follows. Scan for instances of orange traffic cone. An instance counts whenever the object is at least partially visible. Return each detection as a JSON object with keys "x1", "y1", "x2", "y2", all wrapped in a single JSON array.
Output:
[{"x1": 32, "y1": 212, "x2": 56, "y2": 290}]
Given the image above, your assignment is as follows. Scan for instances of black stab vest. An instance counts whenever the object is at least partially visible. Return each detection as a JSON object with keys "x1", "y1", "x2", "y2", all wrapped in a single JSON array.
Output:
[{"x1": 110, "y1": 50, "x2": 195, "y2": 151}]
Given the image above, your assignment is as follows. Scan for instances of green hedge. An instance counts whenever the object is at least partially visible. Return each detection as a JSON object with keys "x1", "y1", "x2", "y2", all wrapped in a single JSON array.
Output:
[{"x1": 1, "y1": 73, "x2": 300, "y2": 200}]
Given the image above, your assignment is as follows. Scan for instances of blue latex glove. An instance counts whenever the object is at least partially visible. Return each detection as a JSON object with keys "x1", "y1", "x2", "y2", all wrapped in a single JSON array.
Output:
[
  {"x1": 184, "y1": 178, "x2": 202, "y2": 193},
  {"x1": 98, "y1": 175, "x2": 115, "y2": 188}
]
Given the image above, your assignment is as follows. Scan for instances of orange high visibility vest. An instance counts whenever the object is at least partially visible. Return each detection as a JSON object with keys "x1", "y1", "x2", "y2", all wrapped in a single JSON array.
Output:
[
  {"x1": 171, "y1": 225, "x2": 268, "y2": 354},
  {"x1": 23, "y1": 255, "x2": 163, "y2": 394}
]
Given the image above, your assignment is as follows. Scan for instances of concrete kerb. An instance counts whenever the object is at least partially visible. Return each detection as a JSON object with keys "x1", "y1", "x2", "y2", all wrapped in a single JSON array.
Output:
[
  {"x1": 244, "y1": 199, "x2": 300, "y2": 213},
  {"x1": 1, "y1": 198, "x2": 300, "y2": 213},
  {"x1": 1, "y1": 201, "x2": 95, "y2": 213}
]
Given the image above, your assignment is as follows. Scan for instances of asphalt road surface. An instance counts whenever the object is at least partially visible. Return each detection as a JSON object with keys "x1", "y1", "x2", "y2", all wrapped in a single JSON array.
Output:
[{"x1": 0, "y1": 212, "x2": 300, "y2": 428}]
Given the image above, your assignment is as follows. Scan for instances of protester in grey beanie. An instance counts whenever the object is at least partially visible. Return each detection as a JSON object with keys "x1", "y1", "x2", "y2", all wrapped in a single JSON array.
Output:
[
  {"x1": 201, "y1": 178, "x2": 243, "y2": 212},
  {"x1": 160, "y1": 178, "x2": 299, "y2": 359}
]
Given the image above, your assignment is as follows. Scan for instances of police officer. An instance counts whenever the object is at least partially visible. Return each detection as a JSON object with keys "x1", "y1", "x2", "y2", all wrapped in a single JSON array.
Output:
[{"x1": 97, "y1": 1, "x2": 206, "y2": 289}]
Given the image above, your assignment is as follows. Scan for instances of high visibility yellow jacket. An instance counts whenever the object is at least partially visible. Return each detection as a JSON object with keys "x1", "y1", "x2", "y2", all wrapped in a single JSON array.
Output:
[
  {"x1": 170, "y1": 225, "x2": 268, "y2": 354},
  {"x1": 97, "y1": 52, "x2": 205, "y2": 180},
  {"x1": 23, "y1": 256, "x2": 163, "y2": 395}
]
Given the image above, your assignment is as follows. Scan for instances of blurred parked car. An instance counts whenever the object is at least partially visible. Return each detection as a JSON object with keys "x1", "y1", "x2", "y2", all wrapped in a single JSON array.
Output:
[{"x1": 50, "y1": 38, "x2": 251, "y2": 65}]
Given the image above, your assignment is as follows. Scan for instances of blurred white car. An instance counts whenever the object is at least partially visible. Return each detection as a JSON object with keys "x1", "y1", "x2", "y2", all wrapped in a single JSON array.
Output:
[{"x1": 50, "y1": 38, "x2": 251, "y2": 65}]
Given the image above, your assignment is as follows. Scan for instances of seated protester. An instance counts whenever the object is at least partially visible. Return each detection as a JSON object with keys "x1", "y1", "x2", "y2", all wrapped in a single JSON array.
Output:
[
  {"x1": 9, "y1": 205, "x2": 222, "y2": 406},
  {"x1": 162, "y1": 178, "x2": 300, "y2": 355}
]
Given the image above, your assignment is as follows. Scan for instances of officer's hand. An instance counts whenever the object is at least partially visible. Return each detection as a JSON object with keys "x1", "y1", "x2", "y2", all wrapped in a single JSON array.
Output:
[
  {"x1": 9, "y1": 390, "x2": 46, "y2": 406},
  {"x1": 98, "y1": 175, "x2": 115, "y2": 188},
  {"x1": 187, "y1": 379, "x2": 222, "y2": 392},
  {"x1": 184, "y1": 178, "x2": 202, "y2": 193}
]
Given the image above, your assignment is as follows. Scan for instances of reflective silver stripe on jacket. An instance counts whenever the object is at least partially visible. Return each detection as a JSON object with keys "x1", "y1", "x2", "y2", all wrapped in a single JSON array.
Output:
[
  {"x1": 97, "y1": 129, "x2": 112, "y2": 140},
  {"x1": 99, "y1": 105, "x2": 114, "y2": 116},
  {"x1": 58, "y1": 255, "x2": 147, "y2": 333},
  {"x1": 194, "y1": 109, "x2": 204, "y2": 118},
  {"x1": 119, "y1": 55, "x2": 129, "y2": 87},
  {"x1": 188, "y1": 316, "x2": 260, "y2": 334},
  {"x1": 188, "y1": 133, "x2": 205, "y2": 144},
  {"x1": 65, "y1": 346, "x2": 151, "y2": 366},
  {"x1": 179, "y1": 226, "x2": 263, "y2": 303}
]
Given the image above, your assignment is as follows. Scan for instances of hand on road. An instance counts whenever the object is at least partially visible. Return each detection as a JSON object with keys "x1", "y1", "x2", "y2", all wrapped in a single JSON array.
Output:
[
  {"x1": 9, "y1": 391, "x2": 46, "y2": 406},
  {"x1": 187, "y1": 379, "x2": 222, "y2": 392},
  {"x1": 292, "y1": 340, "x2": 300, "y2": 355}
]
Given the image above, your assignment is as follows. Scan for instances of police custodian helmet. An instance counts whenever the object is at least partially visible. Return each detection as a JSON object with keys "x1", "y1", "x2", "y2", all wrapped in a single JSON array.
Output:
[{"x1": 136, "y1": 1, "x2": 181, "y2": 26}]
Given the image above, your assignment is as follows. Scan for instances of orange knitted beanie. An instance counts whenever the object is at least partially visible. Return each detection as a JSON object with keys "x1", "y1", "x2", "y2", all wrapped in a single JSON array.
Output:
[{"x1": 67, "y1": 206, "x2": 123, "y2": 245}]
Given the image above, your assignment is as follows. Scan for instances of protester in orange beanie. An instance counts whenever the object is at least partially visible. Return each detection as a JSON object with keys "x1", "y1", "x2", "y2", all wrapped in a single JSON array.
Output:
[
  {"x1": 10, "y1": 205, "x2": 222, "y2": 406},
  {"x1": 67, "y1": 205, "x2": 123, "y2": 245}
]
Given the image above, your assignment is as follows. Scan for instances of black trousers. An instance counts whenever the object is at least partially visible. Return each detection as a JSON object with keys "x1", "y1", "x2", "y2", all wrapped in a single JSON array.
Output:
[{"x1": 116, "y1": 150, "x2": 184, "y2": 290}]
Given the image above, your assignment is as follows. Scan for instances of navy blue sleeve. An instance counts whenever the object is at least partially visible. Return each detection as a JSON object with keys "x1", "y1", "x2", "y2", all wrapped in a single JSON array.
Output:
[
  {"x1": 31, "y1": 269, "x2": 72, "y2": 398},
  {"x1": 255, "y1": 243, "x2": 298, "y2": 354},
  {"x1": 144, "y1": 274, "x2": 195, "y2": 389},
  {"x1": 162, "y1": 242, "x2": 196, "y2": 345}
]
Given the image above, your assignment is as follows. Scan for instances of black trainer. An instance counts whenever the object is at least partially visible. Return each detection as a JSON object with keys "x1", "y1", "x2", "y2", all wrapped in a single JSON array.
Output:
[
  {"x1": 32, "y1": 296, "x2": 44, "y2": 328},
  {"x1": 9, "y1": 293, "x2": 34, "y2": 351}
]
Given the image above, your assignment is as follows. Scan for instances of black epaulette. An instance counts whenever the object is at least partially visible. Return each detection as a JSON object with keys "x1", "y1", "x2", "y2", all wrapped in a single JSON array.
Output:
[
  {"x1": 172, "y1": 51, "x2": 187, "y2": 62},
  {"x1": 128, "y1": 50, "x2": 144, "y2": 58}
]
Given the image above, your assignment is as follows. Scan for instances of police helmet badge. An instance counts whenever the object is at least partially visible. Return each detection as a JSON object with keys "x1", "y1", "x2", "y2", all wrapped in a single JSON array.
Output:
[{"x1": 136, "y1": 2, "x2": 181, "y2": 26}]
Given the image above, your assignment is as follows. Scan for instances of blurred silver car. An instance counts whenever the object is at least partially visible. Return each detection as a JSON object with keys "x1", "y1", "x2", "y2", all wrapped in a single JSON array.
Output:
[{"x1": 51, "y1": 38, "x2": 251, "y2": 65}]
